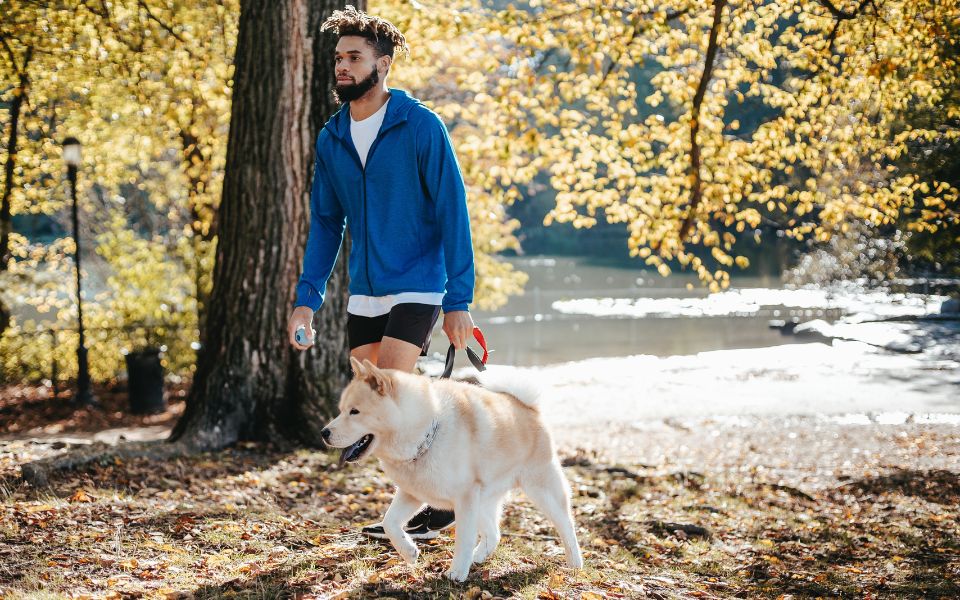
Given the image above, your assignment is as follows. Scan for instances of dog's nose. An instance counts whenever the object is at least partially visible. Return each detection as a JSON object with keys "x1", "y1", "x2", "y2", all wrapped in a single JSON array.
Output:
[{"x1": 321, "y1": 428, "x2": 331, "y2": 442}]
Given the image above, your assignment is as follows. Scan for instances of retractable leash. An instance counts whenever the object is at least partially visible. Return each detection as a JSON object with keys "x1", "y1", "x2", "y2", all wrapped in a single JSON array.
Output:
[{"x1": 440, "y1": 326, "x2": 489, "y2": 379}]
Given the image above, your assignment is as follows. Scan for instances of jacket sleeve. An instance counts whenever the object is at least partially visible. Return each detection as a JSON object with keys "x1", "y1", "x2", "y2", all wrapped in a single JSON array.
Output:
[
  {"x1": 416, "y1": 111, "x2": 475, "y2": 312},
  {"x1": 294, "y1": 140, "x2": 346, "y2": 311}
]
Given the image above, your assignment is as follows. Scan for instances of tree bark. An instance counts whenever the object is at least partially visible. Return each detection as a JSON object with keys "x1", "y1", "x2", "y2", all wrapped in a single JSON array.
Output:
[{"x1": 171, "y1": 0, "x2": 360, "y2": 450}]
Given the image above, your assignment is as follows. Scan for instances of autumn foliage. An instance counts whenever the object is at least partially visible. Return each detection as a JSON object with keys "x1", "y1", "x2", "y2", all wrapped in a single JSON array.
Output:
[{"x1": 2, "y1": 0, "x2": 958, "y2": 382}]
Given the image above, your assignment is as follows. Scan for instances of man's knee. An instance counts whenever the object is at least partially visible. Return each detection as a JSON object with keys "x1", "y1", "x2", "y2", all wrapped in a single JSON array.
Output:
[{"x1": 377, "y1": 336, "x2": 421, "y2": 372}]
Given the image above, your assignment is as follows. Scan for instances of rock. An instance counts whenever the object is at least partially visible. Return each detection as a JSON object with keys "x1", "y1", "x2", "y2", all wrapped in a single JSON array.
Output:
[
  {"x1": 648, "y1": 520, "x2": 711, "y2": 539},
  {"x1": 769, "y1": 318, "x2": 800, "y2": 334},
  {"x1": 941, "y1": 297, "x2": 960, "y2": 315}
]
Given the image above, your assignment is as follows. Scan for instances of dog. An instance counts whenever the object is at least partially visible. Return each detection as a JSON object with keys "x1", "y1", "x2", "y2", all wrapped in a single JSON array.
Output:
[{"x1": 321, "y1": 357, "x2": 583, "y2": 582}]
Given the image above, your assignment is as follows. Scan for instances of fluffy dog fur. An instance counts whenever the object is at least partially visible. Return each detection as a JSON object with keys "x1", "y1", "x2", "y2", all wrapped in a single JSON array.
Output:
[{"x1": 321, "y1": 358, "x2": 583, "y2": 582}]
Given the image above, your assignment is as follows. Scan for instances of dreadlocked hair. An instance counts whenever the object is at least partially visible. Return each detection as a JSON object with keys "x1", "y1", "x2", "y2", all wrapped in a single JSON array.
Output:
[{"x1": 320, "y1": 5, "x2": 408, "y2": 59}]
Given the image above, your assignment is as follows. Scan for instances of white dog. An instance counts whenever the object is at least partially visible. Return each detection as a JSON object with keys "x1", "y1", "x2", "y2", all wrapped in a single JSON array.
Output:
[{"x1": 321, "y1": 357, "x2": 583, "y2": 582}]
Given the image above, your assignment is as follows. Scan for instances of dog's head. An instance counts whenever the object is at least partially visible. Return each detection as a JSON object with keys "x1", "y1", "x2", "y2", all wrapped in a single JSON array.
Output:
[{"x1": 321, "y1": 357, "x2": 399, "y2": 467}]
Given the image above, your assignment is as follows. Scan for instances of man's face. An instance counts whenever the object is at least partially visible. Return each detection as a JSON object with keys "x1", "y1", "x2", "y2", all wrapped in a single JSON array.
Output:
[{"x1": 334, "y1": 36, "x2": 388, "y2": 103}]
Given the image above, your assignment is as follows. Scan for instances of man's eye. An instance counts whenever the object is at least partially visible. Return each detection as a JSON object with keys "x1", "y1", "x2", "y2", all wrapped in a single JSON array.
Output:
[{"x1": 350, "y1": 408, "x2": 359, "y2": 415}]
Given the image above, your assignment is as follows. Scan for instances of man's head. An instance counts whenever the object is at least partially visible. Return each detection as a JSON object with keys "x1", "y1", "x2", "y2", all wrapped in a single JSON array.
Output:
[{"x1": 320, "y1": 5, "x2": 408, "y2": 104}]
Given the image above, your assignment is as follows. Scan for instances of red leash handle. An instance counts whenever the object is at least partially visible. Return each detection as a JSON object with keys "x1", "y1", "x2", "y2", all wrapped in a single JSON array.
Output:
[
  {"x1": 440, "y1": 326, "x2": 488, "y2": 379},
  {"x1": 471, "y1": 326, "x2": 489, "y2": 364}
]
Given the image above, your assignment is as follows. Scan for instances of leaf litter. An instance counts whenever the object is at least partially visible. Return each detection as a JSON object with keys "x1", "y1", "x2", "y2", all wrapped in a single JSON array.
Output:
[{"x1": 1, "y1": 391, "x2": 959, "y2": 598}]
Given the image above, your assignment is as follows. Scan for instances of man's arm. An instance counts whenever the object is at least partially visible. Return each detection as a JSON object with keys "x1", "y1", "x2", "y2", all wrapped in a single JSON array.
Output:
[
  {"x1": 416, "y1": 111, "x2": 476, "y2": 350},
  {"x1": 289, "y1": 141, "x2": 346, "y2": 350},
  {"x1": 416, "y1": 112, "x2": 475, "y2": 313},
  {"x1": 295, "y1": 140, "x2": 347, "y2": 312}
]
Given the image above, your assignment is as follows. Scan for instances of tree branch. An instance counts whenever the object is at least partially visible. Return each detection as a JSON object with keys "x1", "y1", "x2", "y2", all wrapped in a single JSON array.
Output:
[
  {"x1": 137, "y1": 0, "x2": 190, "y2": 46},
  {"x1": 816, "y1": 0, "x2": 863, "y2": 20},
  {"x1": 679, "y1": 0, "x2": 727, "y2": 242}
]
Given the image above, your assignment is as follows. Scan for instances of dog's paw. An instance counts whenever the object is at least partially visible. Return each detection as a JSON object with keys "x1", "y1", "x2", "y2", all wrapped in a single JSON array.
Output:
[
  {"x1": 444, "y1": 564, "x2": 470, "y2": 582},
  {"x1": 471, "y1": 545, "x2": 492, "y2": 565},
  {"x1": 397, "y1": 544, "x2": 419, "y2": 565}
]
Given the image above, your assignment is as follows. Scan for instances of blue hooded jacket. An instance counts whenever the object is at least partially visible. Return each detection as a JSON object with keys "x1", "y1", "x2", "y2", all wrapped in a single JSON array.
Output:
[{"x1": 294, "y1": 88, "x2": 475, "y2": 313}]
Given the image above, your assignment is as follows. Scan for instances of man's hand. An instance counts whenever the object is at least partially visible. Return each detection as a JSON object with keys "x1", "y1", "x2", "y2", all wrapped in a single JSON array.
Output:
[
  {"x1": 442, "y1": 310, "x2": 474, "y2": 350},
  {"x1": 288, "y1": 306, "x2": 316, "y2": 350}
]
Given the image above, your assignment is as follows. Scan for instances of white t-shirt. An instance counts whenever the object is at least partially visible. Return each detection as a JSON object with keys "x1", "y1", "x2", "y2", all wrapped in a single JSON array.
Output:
[
  {"x1": 347, "y1": 98, "x2": 444, "y2": 316},
  {"x1": 350, "y1": 98, "x2": 389, "y2": 168}
]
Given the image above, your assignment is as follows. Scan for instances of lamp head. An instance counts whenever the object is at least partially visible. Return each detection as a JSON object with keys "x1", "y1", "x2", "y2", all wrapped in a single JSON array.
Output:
[{"x1": 62, "y1": 137, "x2": 82, "y2": 167}]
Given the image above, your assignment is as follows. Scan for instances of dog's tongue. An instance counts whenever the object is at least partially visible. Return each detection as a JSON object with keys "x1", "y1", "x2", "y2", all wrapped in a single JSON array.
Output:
[
  {"x1": 337, "y1": 439, "x2": 363, "y2": 468},
  {"x1": 337, "y1": 447, "x2": 351, "y2": 468}
]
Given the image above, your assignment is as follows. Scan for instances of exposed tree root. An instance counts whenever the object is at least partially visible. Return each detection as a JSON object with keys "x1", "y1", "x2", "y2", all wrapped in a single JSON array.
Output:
[{"x1": 19, "y1": 439, "x2": 199, "y2": 488}]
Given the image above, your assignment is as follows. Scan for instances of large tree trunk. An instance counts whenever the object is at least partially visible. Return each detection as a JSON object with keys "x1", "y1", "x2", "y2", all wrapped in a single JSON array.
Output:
[{"x1": 171, "y1": 0, "x2": 359, "y2": 450}]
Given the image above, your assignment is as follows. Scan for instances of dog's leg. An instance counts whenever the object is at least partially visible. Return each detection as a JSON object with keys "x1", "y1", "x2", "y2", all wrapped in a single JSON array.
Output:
[
  {"x1": 520, "y1": 461, "x2": 584, "y2": 569},
  {"x1": 472, "y1": 498, "x2": 503, "y2": 565},
  {"x1": 382, "y1": 490, "x2": 425, "y2": 566},
  {"x1": 446, "y1": 488, "x2": 480, "y2": 582}
]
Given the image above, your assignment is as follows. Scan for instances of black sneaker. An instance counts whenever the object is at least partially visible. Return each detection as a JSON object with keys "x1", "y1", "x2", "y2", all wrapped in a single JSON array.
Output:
[{"x1": 361, "y1": 506, "x2": 455, "y2": 540}]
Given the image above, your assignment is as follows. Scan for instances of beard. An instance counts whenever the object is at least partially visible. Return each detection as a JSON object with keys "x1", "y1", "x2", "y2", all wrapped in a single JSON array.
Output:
[{"x1": 333, "y1": 66, "x2": 379, "y2": 104}]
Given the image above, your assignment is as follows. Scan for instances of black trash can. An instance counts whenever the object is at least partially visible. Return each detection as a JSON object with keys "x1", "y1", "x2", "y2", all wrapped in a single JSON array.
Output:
[{"x1": 126, "y1": 348, "x2": 166, "y2": 414}]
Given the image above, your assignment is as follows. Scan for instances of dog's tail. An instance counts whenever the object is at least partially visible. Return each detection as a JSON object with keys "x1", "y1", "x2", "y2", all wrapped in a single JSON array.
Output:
[{"x1": 477, "y1": 366, "x2": 541, "y2": 410}]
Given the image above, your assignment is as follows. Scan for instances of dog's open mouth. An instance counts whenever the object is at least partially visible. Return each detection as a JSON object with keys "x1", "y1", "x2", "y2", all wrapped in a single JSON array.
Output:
[{"x1": 337, "y1": 434, "x2": 374, "y2": 467}]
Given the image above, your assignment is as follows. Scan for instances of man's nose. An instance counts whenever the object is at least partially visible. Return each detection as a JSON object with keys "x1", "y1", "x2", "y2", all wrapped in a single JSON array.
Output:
[{"x1": 321, "y1": 428, "x2": 331, "y2": 442}]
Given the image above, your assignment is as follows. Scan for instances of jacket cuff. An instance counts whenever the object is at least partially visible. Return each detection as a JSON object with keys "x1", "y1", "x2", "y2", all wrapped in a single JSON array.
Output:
[
  {"x1": 442, "y1": 302, "x2": 469, "y2": 313},
  {"x1": 294, "y1": 282, "x2": 324, "y2": 311}
]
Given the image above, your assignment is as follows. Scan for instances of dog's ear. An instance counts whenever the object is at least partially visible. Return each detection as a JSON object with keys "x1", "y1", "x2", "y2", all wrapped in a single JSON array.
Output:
[
  {"x1": 350, "y1": 356, "x2": 365, "y2": 379},
  {"x1": 361, "y1": 360, "x2": 394, "y2": 397}
]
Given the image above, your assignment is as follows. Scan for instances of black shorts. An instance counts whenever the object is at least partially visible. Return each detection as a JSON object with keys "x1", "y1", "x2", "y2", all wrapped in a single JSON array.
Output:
[{"x1": 347, "y1": 303, "x2": 441, "y2": 356}]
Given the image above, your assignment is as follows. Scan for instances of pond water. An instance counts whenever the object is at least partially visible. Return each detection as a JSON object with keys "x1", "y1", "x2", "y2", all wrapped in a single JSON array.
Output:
[{"x1": 429, "y1": 256, "x2": 856, "y2": 367}]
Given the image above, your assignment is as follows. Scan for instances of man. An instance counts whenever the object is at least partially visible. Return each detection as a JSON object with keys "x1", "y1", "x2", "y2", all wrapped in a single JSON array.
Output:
[{"x1": 287, "y1": 6, "x2": 474, "y2": 540}]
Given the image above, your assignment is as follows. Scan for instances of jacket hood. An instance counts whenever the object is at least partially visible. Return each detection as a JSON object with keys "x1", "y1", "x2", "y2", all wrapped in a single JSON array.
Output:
[{"x1": 323, "y1": 88, "x2": 421, "y2": 140}]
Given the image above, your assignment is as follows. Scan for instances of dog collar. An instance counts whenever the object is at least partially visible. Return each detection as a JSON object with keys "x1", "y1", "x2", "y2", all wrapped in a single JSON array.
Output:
[{"x1": 409, "y1": 419, "x2": 440, "y2": 462}]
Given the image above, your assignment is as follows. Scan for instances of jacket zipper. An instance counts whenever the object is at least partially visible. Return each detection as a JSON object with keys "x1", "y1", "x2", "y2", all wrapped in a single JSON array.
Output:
[
  {"x1": 362, "y1": 134, "x2": 387, "y2": 296},
  {"x1": 327, "y1": 107, "x2": 401, "y2": 298},
  {"x1": 362, "y1": 166, "x2": 373, "y2": 295}
]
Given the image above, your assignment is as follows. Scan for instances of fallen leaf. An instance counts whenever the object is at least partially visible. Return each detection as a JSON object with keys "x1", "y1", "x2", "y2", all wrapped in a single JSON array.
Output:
[
  {"x1": 464, "y1": 586, "x2": 483, "y2": 600},
  {"x1": 70, "y1": 489, "x2": 94, "y2": 503}
]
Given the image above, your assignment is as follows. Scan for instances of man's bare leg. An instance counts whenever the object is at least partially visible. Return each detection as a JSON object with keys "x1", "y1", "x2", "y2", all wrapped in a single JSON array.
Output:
[
  {"x1": 377, "y1": 336, "x2": 422, "y2": 373},
  {"x1": 350, "y1": 342, "x2": 380, "y2": 365}
]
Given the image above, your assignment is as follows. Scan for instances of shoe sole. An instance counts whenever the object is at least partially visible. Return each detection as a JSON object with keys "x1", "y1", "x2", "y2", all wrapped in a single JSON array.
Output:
[{"x1": 362, "y1": 529, "x2": 440, "y2": 541}]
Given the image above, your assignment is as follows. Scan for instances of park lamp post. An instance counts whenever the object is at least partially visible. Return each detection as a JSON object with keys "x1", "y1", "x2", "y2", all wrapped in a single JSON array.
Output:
[{"x1": 63, "y1": 137, "x2": 96, "y2": 407}]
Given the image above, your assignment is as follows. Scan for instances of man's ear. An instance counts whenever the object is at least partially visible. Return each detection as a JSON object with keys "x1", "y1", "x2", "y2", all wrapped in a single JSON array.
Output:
[
  {"x1": 361, "y1": 359, "x2": 394, "y2": 397},
  {"x1": 350, "y1": 356, "x2": 365, "y2": 379},
  {"x1": 378, "y1": 54, "x2": 392, "y2": 76}
]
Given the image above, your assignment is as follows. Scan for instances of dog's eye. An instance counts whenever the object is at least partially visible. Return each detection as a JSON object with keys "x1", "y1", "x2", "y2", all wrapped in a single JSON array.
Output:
[{"x1": 349, "y1": 408, "x2": 359, "y2": 415}]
